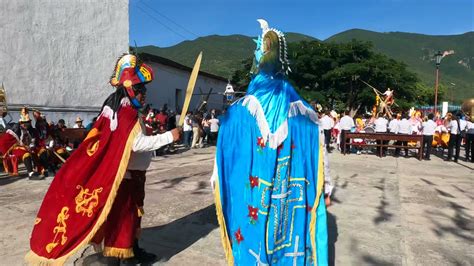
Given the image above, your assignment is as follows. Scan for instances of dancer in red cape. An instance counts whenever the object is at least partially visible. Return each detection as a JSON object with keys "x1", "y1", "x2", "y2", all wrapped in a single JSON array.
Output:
[{"x1": 26, "y1": 53, "x2": 179, "y2": 265}]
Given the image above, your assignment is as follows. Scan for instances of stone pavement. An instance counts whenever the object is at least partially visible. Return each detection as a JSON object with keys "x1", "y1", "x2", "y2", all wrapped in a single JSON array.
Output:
[{"x1": 0, "y1": 146, "x2": 472, "y2": 265}]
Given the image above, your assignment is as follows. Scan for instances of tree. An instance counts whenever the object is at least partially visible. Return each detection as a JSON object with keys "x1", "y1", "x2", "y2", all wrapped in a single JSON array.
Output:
[{"x1": 230, "y1": 57, "x2": 253, "y2": 91}]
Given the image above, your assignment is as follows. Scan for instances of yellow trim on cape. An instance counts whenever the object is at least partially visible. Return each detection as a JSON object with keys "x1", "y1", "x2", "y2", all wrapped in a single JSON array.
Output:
[
  {"x1": 309, "y1": 145, "x2": 325, "y2": 263},
  {"x1": 103, "y1": 246, "x2": 134, "y2": 259},
  {"x1": 25, "y1": 121, "x2": 142, "y2": 266},
  {"x1": 22, "y1": 152, "x2": 31, "y2": 161},
  {"x1": 137, "y1": 206, "x2": 145, "y2": 217},
  {"x1": 214, "y1": 175, "x2": 235, "y2": 266}
]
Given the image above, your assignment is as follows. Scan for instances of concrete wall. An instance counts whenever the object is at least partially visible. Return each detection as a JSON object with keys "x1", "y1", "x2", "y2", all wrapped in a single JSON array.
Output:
[
  {"x1": 145, "y1": 62, "x2": 227, "y2": 113},
  {"x1": 0, "y1": 0, "x2": 129, "y2": 125}
]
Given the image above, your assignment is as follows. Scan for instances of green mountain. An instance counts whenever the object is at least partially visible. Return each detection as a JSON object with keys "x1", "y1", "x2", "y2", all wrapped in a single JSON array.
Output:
[
  {"x1": 139, "y1": 30, "x2": 473, "y2": 102},
  {"x1": 139, "y1": 33, "x2": 317, "y2": 79},
  {"x1": 327, "y1": 29, "x2": 474, "y2": 102}
]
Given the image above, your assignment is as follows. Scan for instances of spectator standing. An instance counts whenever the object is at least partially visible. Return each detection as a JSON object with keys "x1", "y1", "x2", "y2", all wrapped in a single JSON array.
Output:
[
  {"x1": 446, "y1": 113, "x2": 462, "y2": 162},
  {"x1": 339, "y1": 111, "x2": 355, "y2": 154},
  {"x1": 320, "y1": 110, "x2": 334, "y2": 152},
  {"x1": 459, "y1": 116, "x2": 468, "y2": 155},
  {"x1": 465, "y1": 116, "x2": 474, "y2": 162},
  {"x1": 202, "y1": 115, "x2": 211, "y2": 144},
  {"x1": 421, "y1": 113, "x2": 436, "y2": 160},
  {"x1": 182, "y1": 111, "x2": 193, "y2": 148},
  {"x1": 374, "y1": 113, "x2": 389, "y2": 156},
  {"x1": 209, "y1": 115, "x2": 219, "y2": 145},
  {"x1": 191, "y1": 113, "x2": 203, "y2": 148},
  {"x1": 395, "y1": 113, "x2": 412, "y2": 157}
]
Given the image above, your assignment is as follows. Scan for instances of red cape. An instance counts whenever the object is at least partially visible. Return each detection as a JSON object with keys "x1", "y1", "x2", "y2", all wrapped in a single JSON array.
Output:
[{"x1": 26, "y1": 103, "x2": 141, "y2": 265}]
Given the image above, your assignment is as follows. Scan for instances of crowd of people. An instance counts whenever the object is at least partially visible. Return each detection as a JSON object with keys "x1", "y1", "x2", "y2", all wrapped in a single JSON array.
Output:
[
  {"x1": 181, "y1": 109, "x2": 220, "y2": 149},
  {"x1": 0, "y1": 108, "x2": 77, "y2": 180},
  {"x1": 143, "y1": 105, "x2": 221, "y2": 150},
  {"x1": 319, "y1": 108, "x2": 474, "y2": 163},
  {"x1": 0, "y1": 103, "x2": 223, "y2": 180}
]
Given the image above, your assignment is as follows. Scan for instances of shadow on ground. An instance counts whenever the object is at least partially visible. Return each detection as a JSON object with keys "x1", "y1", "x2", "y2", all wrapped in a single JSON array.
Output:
[
  {"x1": 141, "y1": 204, "x2": 218, "y2": 262},
  {"x1": 327, "y1": 211, "x2": 338, "y2": 266},
  {"x1": 0, "y1": 173, "x2": 28, "y2": 186}
]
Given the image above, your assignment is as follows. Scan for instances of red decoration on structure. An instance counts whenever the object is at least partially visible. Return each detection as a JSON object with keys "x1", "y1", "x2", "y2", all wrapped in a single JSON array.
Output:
[
  {"x1": 249, "y1": 175, "x2": 259, "y2": 188},
  {"x1": 234, "y1": 228, "x2": 244, "y2": 244},
  {"x1": 248, "y1": 205, "x2": 259, "y2": 221},
  {"x1": 306, "y1": 204, "x2": 313, "y2": 212},
  {"x1": 257, "y1": 137, "x2": 266, "y2": 148},
  {"x1": 291, "y1": 142, "x2": 296, "y2": 150}
]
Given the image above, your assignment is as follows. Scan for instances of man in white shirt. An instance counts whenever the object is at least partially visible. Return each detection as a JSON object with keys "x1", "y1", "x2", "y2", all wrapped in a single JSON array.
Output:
[
  {"x1": 339, "y1": 111, "x2": 355, "y2": 154},
  {"x1": 374, "y1": 113, "x2": 389, "y2": 156},
  {"x1": 320, "y1": 110, "x2": 335, "y2": 152},
  {"x1": 421, "y1": 113, "x2": 437, "y2": 160},
  {"x1": 388, "y1": 113, "x2": 401, "y2": 133},
  {"x1": 447, "y1": 113, "x2": 462, "y2": 162},
  {"x1": 209, "y1": 115, "x2": 219, "y2": 145},
  {"x1": 395, "y1": 113, "x2": 412, "y2": 157},
  {"x1": 73, "y1": 116, "x2": 85, "y2": 128}
]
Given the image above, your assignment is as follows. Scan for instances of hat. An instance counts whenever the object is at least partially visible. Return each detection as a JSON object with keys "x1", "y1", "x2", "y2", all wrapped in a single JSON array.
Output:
[
  {"x1": 110, "y1": 54, "x2": 154, "y2": 90},
  {"x1": 75, "y1": 117, "x2": 83, "y2": 123}
]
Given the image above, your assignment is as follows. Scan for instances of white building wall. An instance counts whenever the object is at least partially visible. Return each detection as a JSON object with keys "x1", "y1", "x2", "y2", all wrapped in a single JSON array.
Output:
[
  {"x1": 0, "y1": 0, "x2": 129, "y2": 126},
  {"x1": 145, "y1": 62, "x2": 227, "y2": 113}
]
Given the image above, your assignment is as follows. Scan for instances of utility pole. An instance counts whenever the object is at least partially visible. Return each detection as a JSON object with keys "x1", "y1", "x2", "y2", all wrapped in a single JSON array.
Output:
[{"x1": 434, "y1": 51, "x2": 443, "y2": 114}]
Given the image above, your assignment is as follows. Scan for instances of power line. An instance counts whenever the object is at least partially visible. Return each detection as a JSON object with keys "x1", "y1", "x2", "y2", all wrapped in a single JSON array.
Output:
[
  {"x1": 139, "y1": 1, "x2": 201, "y2": 39},
  {"x1": 135, "y1": 5, "x2": 189, "y2": 41}
]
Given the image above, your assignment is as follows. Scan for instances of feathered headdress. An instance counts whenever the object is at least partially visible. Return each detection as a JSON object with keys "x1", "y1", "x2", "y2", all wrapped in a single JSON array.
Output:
[{"x1": 253, "y1": 19, "x2": 291, "y2": 75}]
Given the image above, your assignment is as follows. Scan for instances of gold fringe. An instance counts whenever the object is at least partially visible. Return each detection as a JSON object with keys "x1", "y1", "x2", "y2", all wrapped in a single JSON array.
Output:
[
  {"x1": 24, "y1": 251, "x2": 66, "y2": 266},
  {"x1": 214, "y1": 176, "x2": 234, "y2": 266},
  {"x1": 103, "y1": 246, "x2": 134, "y2": 259},
  {"x1": 309, "y1": 145, "x2": 325, "y2": 263},
  {"x1": 25, "y1": 121, "x2": 142, "y2": 265},
  {"x1": 38, "y1": 148, "x2": 47, "y2": 156}
]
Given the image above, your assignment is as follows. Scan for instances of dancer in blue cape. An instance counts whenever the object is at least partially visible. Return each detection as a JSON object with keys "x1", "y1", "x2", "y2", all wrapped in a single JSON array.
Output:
[{"x1": 211, "y1": 19, "x2": 328, "y2": 265}]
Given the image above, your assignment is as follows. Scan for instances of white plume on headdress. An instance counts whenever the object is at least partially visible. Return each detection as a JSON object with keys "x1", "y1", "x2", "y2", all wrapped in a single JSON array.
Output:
[{"x1": 257, "y1": 19, "x2": 269, "y2": 32}]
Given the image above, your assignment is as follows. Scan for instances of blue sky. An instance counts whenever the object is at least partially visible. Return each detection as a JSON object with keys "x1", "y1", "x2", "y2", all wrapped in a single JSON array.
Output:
[{"x1": 130, "y1": 0, "x2": 473, "y2": 47}]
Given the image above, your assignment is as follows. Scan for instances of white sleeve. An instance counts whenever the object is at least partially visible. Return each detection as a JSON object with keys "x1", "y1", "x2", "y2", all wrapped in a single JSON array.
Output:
[
  {"x1": 323, "y1": 149, "x2": 333, "y2": 196},
  {"x1": 132, "y1": 131, "x2": 174, "y2": 152},
  {"x1": 319, "y1": 128, "x2": 325, "y2": 146},
  {"x1": 210, "y1": 157, "x2": 218, "y2": 192}
]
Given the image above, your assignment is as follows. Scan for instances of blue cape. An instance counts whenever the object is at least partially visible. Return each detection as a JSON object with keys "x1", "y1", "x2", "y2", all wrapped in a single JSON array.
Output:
[{"x1": 214, "y1": 72, "x2": 328, "y2": 265}]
